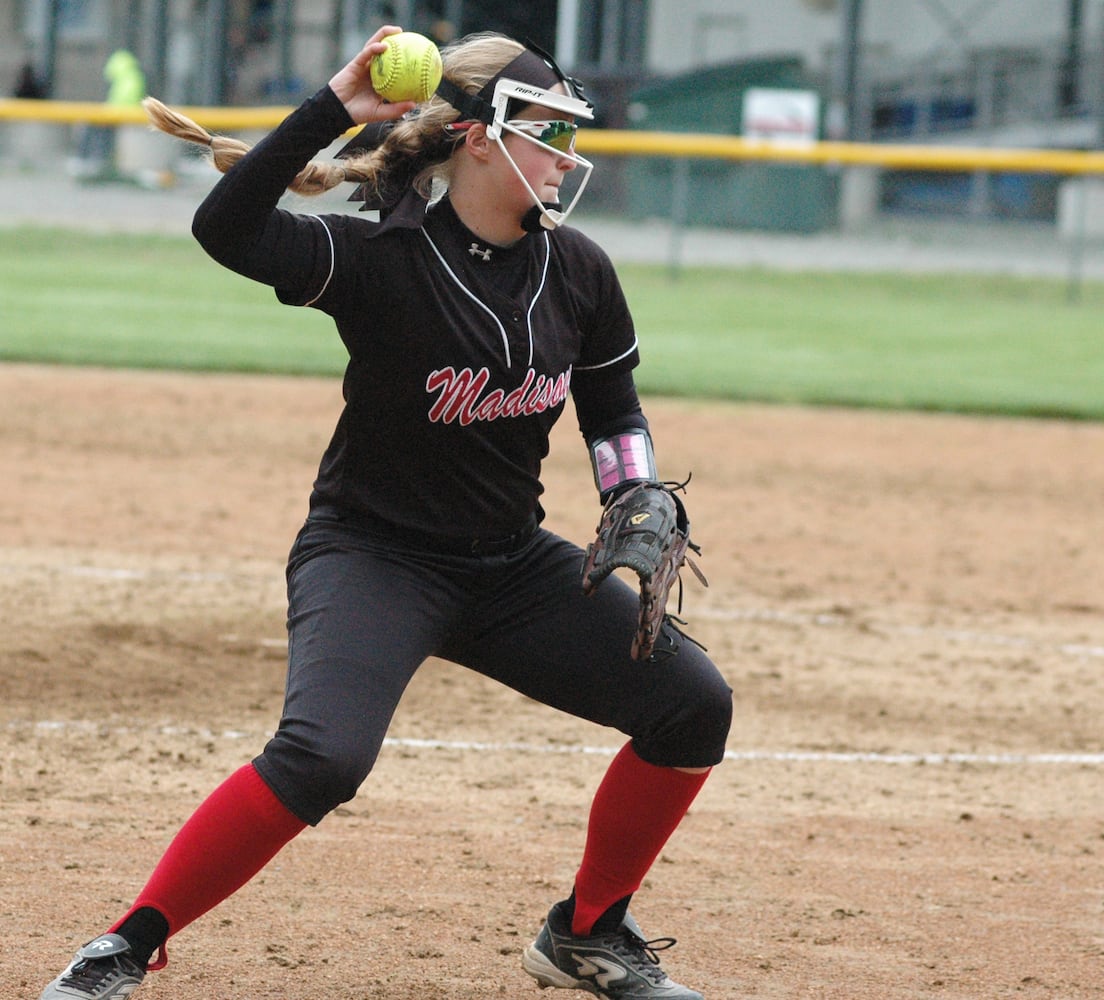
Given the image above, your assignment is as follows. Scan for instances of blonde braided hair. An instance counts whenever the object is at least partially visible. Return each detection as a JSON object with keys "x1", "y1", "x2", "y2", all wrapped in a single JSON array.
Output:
[{"x1": 142, "y1": 32, "x2": 524, "y2": 203}]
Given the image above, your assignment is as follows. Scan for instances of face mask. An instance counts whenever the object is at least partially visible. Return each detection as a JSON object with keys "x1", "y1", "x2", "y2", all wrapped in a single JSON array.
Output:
[
  {"x1": 436, "y1": 41, "x2": 597, "y2": 231},
  {"x1": 483, "y1": 78, "x2": 595, "y2": 230}
]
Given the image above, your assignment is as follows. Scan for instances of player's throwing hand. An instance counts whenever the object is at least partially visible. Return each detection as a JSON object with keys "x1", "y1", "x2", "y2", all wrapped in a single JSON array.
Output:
[{"x1": 328, "y1": 24, "x2": 415, "y2": 123}]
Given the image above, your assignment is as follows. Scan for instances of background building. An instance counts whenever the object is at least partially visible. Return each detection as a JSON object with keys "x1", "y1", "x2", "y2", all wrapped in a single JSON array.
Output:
[
  {"x1": 4, "y1": 1, "x2": 1102, "y2": 225},
  {"x1": 6, "y1": 2, "x2": 1100, "y2": 129}
]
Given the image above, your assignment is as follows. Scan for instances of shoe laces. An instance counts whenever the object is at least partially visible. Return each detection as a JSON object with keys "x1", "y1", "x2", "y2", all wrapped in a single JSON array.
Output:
[
  {"x1": 610, "y1": 929, "x2": 679, "y2": 984},
  {"x1": 60, "y1": 954, "x2": 142, "y2": 994}
]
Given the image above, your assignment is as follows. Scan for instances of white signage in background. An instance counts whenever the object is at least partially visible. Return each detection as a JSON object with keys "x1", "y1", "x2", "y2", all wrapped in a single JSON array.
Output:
[{"x1": 742, "y1": 88, "x2": 821, "y2": 144}]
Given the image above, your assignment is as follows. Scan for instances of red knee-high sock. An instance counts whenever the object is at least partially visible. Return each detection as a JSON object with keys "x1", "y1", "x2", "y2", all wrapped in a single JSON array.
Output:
[
  {"x1": 571, "y1": 743, "x2": 710, "y2": 937},
  {"x1": 111, "y1": 763, "x2": 306, "y2": 967}
]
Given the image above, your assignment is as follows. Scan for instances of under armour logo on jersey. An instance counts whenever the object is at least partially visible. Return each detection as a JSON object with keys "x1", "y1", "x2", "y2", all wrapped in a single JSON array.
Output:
[{"x1": 468, "y1": 243, "x2": 493, "y2": 261}]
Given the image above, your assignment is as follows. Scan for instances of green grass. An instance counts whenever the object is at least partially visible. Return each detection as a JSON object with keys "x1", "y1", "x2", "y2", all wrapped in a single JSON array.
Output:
[
  {"x1": 623, "y1": 267, "x2": 1104, "y2": 419},
  {"x1": 3, "y1": 227, "x2": 1103, "y2": 419},
  {"x1": 1, "y1": 228, "x2": 343, "y2": 373}
]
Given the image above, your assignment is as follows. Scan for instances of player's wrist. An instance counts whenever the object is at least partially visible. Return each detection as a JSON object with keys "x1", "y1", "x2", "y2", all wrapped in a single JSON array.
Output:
[{"x1": 588, "y1": 428, "x2": 658, "y2": 504}]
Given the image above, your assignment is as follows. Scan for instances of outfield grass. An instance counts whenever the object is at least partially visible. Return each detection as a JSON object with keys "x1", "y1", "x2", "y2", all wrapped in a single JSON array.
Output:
[
  {"x1": 625, "y1": 266, "x2": 1104, "y2": 419},
  {"x1": 3, "y1": 227, "x2": 1102, "y2": 419}
]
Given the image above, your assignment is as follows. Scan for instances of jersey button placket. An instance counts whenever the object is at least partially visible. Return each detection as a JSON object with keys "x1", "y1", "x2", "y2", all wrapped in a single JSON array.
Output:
[{"x1": 506, "y1": 310, "x2": 525, "y2": 368}]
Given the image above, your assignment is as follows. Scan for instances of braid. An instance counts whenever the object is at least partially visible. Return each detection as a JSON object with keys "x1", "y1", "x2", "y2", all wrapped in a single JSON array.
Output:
[
  {"x1": 140, "y1": 32, "x2": 524, "y2": 202},
  {"x1": 142, "y1": 96, "x2": 347, "y2": 196},
  {"x1": 339, "y1": 113, "x2": 458, "y2": 203}
]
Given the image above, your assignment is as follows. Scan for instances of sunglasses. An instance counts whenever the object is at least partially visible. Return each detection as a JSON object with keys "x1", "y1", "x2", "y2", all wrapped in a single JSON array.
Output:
[{"x1": 506, "y1": 119, "x2": 578, "y2": 153}]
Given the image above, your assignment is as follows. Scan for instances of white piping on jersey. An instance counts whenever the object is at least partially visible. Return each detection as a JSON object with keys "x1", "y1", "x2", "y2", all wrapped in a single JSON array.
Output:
[
  {"x1": 525, "y1": 233, "x2": 551, "y2": 367},
  {"x1": 421, "y1": 228, "x2": 510, "y2": 366},
  {"x1": 574, "y1": 338, "x2": 639, "y2": 371},
  {"x1": 419, "y1": 227, "x2": 553, "y2": 370},
  {"x1": 302, "y1": 215, "x2": 336, "y2": 308}
]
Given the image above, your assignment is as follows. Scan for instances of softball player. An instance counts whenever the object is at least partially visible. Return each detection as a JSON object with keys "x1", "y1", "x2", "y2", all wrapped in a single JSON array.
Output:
[{"x1": 38, "y1": 26, "x2": 732, "y2": 1000}]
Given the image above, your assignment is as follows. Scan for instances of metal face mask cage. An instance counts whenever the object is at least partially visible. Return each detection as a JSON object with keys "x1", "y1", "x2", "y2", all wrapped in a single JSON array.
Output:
[{"x1": 484, "y1": 77, "x2": 595, "y2": 230}]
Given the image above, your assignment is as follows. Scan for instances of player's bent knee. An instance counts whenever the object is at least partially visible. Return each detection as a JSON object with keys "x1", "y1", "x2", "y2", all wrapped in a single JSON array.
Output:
[
  {"x1": 633, "y1": 666, "x2": 733, "y2": 769},
  {"x1": 254, "y1": 735, "x2": 379, "y2": 826}
]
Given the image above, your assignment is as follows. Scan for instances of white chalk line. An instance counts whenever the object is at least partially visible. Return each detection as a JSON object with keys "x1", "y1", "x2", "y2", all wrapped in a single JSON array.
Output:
[
  {"x1": 387, "y1": 737, "x2": 1104, "y2": 767},
  {"x1": 9, "y1": 722, "x2": 1104, "y2": 767},
  {"x1": 0, "y1": 563, "x2": 247, "y2": 584}
]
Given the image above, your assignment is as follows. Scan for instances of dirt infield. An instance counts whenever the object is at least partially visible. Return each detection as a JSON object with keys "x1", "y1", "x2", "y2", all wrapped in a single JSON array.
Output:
[{"x1": 2, "y1": 361, "x2": 1103, "y2": 1000}]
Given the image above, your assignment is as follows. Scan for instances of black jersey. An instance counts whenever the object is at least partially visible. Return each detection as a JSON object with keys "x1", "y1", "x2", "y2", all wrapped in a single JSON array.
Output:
[{"x1": 194, "y1": 87, "x2": 644, "y2": 541}]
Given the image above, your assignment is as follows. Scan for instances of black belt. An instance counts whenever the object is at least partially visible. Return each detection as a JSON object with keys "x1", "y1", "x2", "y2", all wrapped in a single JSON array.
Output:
[
  {"x1": 310, "y1": 506, "x2": 538, "y2": 557},
  {"x1": 421, "y1": 514, "x2": 539, "y2": 556}
]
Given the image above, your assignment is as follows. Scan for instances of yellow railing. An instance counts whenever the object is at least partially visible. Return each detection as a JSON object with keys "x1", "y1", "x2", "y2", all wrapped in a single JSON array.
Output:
[
  {"x1": 579, "y1": 131, "x2": 1104, "y2": 175},
  {"x1": 0, "y1": 98, "x2": 293, "y2": 130},
  {"x1": 3, "y1": 97, "x2": 1104, "y2": 175}
]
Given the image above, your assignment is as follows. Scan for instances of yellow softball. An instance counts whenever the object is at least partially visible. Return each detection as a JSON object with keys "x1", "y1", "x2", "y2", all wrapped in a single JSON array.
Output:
[{"x1": 370, "y1": 31, "x2": 443, "y2": 103}]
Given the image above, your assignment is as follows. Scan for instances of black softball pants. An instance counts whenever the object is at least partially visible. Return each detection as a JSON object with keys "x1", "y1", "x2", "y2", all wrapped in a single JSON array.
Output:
[{"x1": 253, "y1": 511, "x2": 734, "y2": 826}]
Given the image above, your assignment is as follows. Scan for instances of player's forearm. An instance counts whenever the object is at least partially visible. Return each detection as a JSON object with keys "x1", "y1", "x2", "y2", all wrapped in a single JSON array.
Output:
[
  {"x1": 191, "y1": 86, "x2": 353, "y2": 269},
  {"x1": 573, "y1": 369, "x2": 655, "y2": 501},
  {"x1": 572, "y1": 368, "x2": 646, "y2": 441}
]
